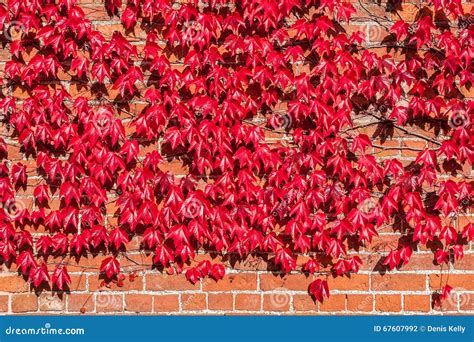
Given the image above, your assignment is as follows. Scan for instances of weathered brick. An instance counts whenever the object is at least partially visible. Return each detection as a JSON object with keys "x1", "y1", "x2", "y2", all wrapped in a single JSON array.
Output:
[
  {"x1": 154, "y1": 295, "x2": 180, "y2": 312},
  {"x1": 203, "y1": 273, "x2": 257, "y2": 291},
  {"x1": 38, "y1": 293, "x2": 65, "y2": 311},
  {"x1": 293, "y1": 294, "x2": 318, "y2": 312},
  {"x1": 371, "y1": 274, "x2": 426, "y2": 291},
  {"x1": 263, "y1": 293, "x2": 291, "y2": 312},
  {"x1": 67, "y1": 294, "x2": 95, "y2": 314},
  {"x1": 181, "y1": 294, "x2": 206, "y2": 311},
  {"x1": 208, "y1": 293, "x2": 233, "y2": 311},
  {"x1": 404, "y1": 295, "x2": 431, "y2": 312},
  {"x1": 125, "y1": 294, "x2": 153, "y2": 313},
  {"x1": 347, "y1": 294, "x2": 373, "y2": 312},
  {"x1": 12, "y1": 294, "x2": 38, "y2": 313},
  {"x1": 235, "y1": 294, "x2": 261, "y2": 311},
  {"x1": 146, "y1": 274, "x2": 198, "y2": 291},
  {"x1": 375, "y1": 295, "x2": 401, "y2": 313},
  {"x1": 0, "y1": 295, "x2": 9, "y2": 312},
  {"x1": 95, "y1": 293, "x2": 123, "y2": 312},
  {"x1": 429, "y1": 274, "x2": 474, "y2": 291},
  {"x1": 0, "y1": 275, "x2": 30, "y2": 292},
  {"x1": 260, "y1": 274, "x2": 312, "y2": 291},
  {"x1": 319, "y1": 295, "x2": 346, "y2": 312},
  {"x1": 327, "y1": 275, "x2": 369, "y2": 291}
]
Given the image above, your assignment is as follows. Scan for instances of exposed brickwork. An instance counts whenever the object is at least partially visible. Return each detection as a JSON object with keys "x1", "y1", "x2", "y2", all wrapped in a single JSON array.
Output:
[{"x1": 0, "y1": 0, "x2": 473, "y2": 315}]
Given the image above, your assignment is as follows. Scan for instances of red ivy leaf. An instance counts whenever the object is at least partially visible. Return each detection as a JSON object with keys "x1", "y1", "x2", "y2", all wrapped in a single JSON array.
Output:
[
  {"x1": 185, "y1": 267, "x2": 201, "y2": 284},
  {"x1": 209, "y1": 264, "x2": 225, "y2": 281},
  {"x1": 29, "y1": 264, "x2": 50, "y2": 288},
  {"x1": 52, "y1": 265, "x2": 71, "y2": 290},
  {"x1": 17, "y1": 250, "x2": 37, "y2": 274},
  {"x1": 383, "y1": 250, "x2": 401, "y2": 270},
  {"x1": 109, "y1": 227, "x2": 129, "y2": 250},
  {"x1": 100, "y1": 257, "x2": 120, "y2": 279},
  {"x1": 274, "y1": 248, "x2": 296, "y2": 274},
  {"x1": 308, "y1": 279, "x2": 330, "y2": 303}
]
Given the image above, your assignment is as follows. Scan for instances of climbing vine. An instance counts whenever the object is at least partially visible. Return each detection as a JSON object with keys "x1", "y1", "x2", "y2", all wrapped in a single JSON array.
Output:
[{"x1": 0, "y1": 0, "x2": 472, "y2": 305}]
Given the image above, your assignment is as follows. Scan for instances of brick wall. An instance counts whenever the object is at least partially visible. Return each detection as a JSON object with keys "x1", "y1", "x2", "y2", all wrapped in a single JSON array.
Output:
[{"x1": 0, "y1": 0, "x2": 473, "y2": 315}]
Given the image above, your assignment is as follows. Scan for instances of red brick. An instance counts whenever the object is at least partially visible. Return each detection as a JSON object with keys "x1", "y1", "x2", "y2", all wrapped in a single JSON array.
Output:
[
  {"x1": 208, "y1": 294, "x2": 233, "y2": 311},
  {"x1": 353, "y1": 3, "x2": 387, "y2": 18},
  {"x1": 226, "y1": 256, "x2": 270, "y2": 271},
  {"x1": 67, "y1": 294, "x2": 95, "y2": 314},
  {"x1": 372, "y1": 140, "x2": 400, "y2": 157},
  {"x1": 429, "y1": 274, "x2": 474, "y2": 291},
  {"x1": 182, "y1": 294, "x2": 206, "y2": 311},
  {"x1": 375, "y1": 295, "x2": 401, "y2": 312},
  {"x1": 6, "y1": 144, "x2": 22, "y2": 160},
  {"x1": 371, "y1": 274, "x2": 426, "y2": 291},
  {"x1": 154, "y1": 295, "x2": 180, "y2": 312},
  {"x1": 95, "y1": 293, "x2": 123, "y2": 312},
  {"x1": 401, "y1": 254, "x2": 439, "y2": 270},
  {"x1": 12, "y1": 294, "x2": 38, "y2": 313},
  {"x1": 459, "y1": 293, "x2": 474, "y2": 312},
  {"x1": 90, "y1": 274, "x2": 143, "y2": 291},
  {"x1": 235, "y1": 294, "x2": 261, "y2": 311},
  {"x1": 66, "y1": 257, "x2": 104, "y2": 272},
  {"x1": 203, "y1": 273, "x2": 257, "y2": 291},
  {"x1": 319, "y1": 294, "x2": 346, "y2": 312},
  {"x1": 69, "y1": 275, "x2": 88, "y2": 291},
  {"x1": 125, "y1": 294, "x2": 153, "y2": 313},
  {"x1": 401, "y1": 140, "x2": 427, "y2": 157},
  {"x1": 259, "y1": 274, "x2": 311, "y2": 291},
  {"x1": 435, "y1": 297, "x2": 458, "y2": 313},
  {"x1": 0, "y1": 295, "x2": 8, "y2": 312},
  {"x1": 293, "y1": 294, "x2": 318, "y2": 312},
  {"x1": 347, "y1": 294, "x2": 373, "y2": 312},
  {"x1": 38, "y1": 293, "x2": 65, "y2": 311},
  {"x1": 327, "y1": 274, "x2": 369, "y2": 291},
  {"x1": 81, "y1": 5, "x2": 112, "y2": 20},
  {"x1": 404, "y1": 295, "x2": 431, "y2": 312},
  {"x1": 146, "y1": 274, "x2": 198, "y2": 291},
  {"x1": 263, "y1": 293, "x2": 290, "y2": 311},
  {"x1": 159, "y1": 160, "x2": 188, "y2": 175},
  {"x1": 391, "y1": 4, "x2": 419, "y2": 22},
  {"x1": 120, "y1": 254, "x2": 153, "y2": 270},
  {"x1": 0, "y1": 275, "x2": 29, "y2": 292}
]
